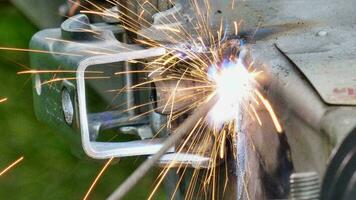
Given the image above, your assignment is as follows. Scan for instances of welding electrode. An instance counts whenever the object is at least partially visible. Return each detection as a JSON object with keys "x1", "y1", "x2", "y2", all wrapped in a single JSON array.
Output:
[{"x1": 107, "y1": 94, "x2": 218, "y2": 200}]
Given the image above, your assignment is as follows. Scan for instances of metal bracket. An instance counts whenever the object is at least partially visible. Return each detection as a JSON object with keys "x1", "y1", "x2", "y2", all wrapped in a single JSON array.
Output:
[
  {"x1": 76, "y1": 47, "x2": 174, "y2": 159},
  {"x1": 30, "y1": 14, "x2": 213, "y2": 167}
]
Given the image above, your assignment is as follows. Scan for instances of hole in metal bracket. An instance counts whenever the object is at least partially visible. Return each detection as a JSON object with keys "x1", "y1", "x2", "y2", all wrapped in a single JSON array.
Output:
[
  {"x1": 62, "y1": 87, "x2": 74, "y2": 125},
  {"x1": 35, "y1": 74, "x2": 42, "y2": 95}
]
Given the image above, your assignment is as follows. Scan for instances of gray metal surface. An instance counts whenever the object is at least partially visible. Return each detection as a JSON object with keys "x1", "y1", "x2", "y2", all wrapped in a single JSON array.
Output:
[
  {"x1": 11, "y1": 0, "x2": 64, "y2": 28},
  {"x1": 271, "y1": 0, "x2": 356, "y2": 105},
  {"x1": 242, "y1": 0, "x2": 356, "y2": 173}
]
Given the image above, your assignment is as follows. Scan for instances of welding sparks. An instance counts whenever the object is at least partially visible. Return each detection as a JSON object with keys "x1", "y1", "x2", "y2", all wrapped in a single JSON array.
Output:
[
  {"x1": 0, "y1": 47, "x2": 82, "y2": 57},
  {"x1": 4, "y1": 0, "x2": 286, "y2": 199},
  {"x1": 75, "y1": 0, "x2": 285, "y2": 199},
  {"x1": 0, "y1": 156, "x2": 24, "y2": 177},
  {"x1": 0, "y1": 98, "x2": 8, "y2": 103},
  {"x1": 17, "y1": 70, "x2": 103, "y2": 75},
  {"x1": 155, "y1": 25, "x2": 181, "y2": 33},
  {"x1": 83, "y1": 157, "x2": 114, "y2": 200},
  {"x1": 255, "y1": 90, "x2": 283, "y2": 133}
]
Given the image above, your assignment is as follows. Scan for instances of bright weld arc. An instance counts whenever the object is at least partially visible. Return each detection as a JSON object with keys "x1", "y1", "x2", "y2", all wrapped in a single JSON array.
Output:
[
  {"x1": 0, "y1": 156, "x2": 24, "y2": 176},
  {"x1": 208, "y1": 56, "x2": 254, "y2": 126}
]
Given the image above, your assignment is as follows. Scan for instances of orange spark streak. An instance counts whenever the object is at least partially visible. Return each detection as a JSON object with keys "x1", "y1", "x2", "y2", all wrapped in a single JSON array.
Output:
[
  {"x1": 255, "y1": 90, "x2": 283, "y2": 133},
  {"x1": 138, "y1": 10, "x2": 145, "y2": 21},
  {"x1": 0, "y1": 47, "x2": 82, "y2": 57},
  {"x1": 250, "y1": 104, "x2": 262, "y2": 126},
  {"x1": 234, "y1": 21, "x2": 239, "y2": 36},
  {"x1": 41, "y1": 76, "x2": 109, "y2": 86},
  {"x1": 83, "y1": 157, "x2": 114, "y2": 200},
  {"x1": 155, "y1": 26, "x2": 181, "y2": 33},
  {"x1": 17, "y1": 70, "x2": 103, "y2": 75},
  {"x1": 68, "y1": 0, "x2": 81, "y2": 16},
  {"x1": 80, "y1": 10, "x2": 118, "y2": 19},
  {"x1": 148, "y1": 118, "x2": 204, "y2": 200},
  {"x1": 220, "y1": 130, "x2": 226, "y2": 159},
  {"x1": 114, "y1": 70, "x2": 153, "y2": 75},
  {"x1": 0, "y1": 156, "x2": 24, "y2": 176},
  {"x1": 0, "y1": 98, "x2": 7, "y2": 103}
]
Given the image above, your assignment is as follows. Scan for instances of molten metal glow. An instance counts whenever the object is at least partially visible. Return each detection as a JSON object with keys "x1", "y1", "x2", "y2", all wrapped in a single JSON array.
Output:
[{"x1": 208, "y1": 59, "x2": 254, "y2": 126}]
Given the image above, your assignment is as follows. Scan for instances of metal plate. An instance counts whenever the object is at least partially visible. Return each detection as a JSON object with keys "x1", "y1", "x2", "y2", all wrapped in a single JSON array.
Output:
[{"x1": 276, "y1": 26, "x2": 356, "y2": 105}]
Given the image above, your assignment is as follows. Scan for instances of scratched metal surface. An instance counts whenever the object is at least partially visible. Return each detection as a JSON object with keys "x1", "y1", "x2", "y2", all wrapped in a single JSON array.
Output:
[
  {"x1": 231, "y1": 0, "x2": 356, "y2": 106},
  {"x1": 145, "y1": 0, "x2": 356, "y2": 105},
  {"x1": 247, "y1": 0, "x2": 356, "y2": 105},
  {"x1": 276, "y1": 27, "x2": 356, "y2": 105},
  {"x1": 226, "y1": 0, "x2": 356, "y2": 105}
]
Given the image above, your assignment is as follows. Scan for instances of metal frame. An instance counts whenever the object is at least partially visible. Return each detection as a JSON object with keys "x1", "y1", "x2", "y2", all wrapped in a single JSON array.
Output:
[{"x1": 76, "y1": 47, "x2": 173, "y2": 159}]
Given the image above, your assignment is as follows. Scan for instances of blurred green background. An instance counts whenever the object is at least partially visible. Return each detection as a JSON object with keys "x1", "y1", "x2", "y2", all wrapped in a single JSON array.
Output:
[{"x1": 0, "y1": 2, "x2": 164, "y2": 199}]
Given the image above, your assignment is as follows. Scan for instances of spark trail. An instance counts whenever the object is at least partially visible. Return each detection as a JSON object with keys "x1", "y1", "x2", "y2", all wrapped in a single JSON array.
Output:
[
  {"x1": 0, "y1": 98, "x2": 7, "y2": 103},
  {"x1": 0, "y1": 156, "x2": 24, "y2": 177},
  {"x1": 83, "y1": 157, "x2": 114, "y2": 200}
]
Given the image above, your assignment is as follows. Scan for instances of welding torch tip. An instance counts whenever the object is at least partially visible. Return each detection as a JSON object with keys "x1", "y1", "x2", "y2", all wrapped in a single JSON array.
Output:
[{"x1": 107, "y1": 94, "x2": 218, "y2": 200}]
